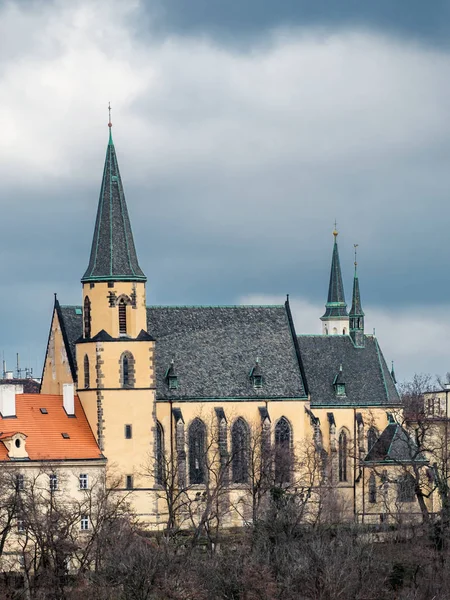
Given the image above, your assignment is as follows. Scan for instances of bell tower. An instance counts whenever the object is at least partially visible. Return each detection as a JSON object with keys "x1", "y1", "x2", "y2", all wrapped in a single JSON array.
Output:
[{"x1": 76, "y1": 112, "x2": 156, "y2": 494}]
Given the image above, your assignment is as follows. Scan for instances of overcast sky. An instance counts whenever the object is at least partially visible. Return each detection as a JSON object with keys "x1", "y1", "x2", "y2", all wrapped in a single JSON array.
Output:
[{"x1": 1, "y1": 0, "x2": 450, "y2": 383}]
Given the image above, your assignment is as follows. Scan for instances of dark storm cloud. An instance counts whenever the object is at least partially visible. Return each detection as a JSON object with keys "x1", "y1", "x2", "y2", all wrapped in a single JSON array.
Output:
[
  {"x1": 1, "y1": 0, "x2": 450, "y2": 380},
  {"x1": 141, "y1": 0, "x2": 450, "y2": 47}
]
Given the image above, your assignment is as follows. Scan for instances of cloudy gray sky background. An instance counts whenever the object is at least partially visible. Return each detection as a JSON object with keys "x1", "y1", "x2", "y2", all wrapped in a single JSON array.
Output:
[{"x1": 1, "y1": 0, "x2": 450, "y2": 382}]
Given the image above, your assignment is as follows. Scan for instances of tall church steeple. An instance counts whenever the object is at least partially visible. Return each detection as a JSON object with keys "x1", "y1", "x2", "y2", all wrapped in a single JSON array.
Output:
[
  {"x1": 349, "y1": 246, "x2": 365, "y2": 347},
  {"x1": 80, "y1": 116, "x2": 148, "y2": 340},
  {"x1": 321, "y1": 228, "x2": 349, "y2": 335},
  {"x1": 82, "y1": 116, "x2": 146, "y2": 284}
]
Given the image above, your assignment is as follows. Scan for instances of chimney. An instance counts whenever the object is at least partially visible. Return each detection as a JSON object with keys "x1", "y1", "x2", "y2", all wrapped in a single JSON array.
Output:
[
  {"x1": 63, "y1": 383, "x2": 75, "y2": 416},
  {"x1": 5, "y1": 371, "x2": 13, "y2": 380},
  {"x1": 0, "y1": 385, "x2": 16, "y2": 417}
]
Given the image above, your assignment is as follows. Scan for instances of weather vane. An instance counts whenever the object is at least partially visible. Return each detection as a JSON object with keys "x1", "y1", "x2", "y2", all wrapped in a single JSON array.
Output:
[{"x1": 108, "y1": 102, "x2": 112, "y2": 128}]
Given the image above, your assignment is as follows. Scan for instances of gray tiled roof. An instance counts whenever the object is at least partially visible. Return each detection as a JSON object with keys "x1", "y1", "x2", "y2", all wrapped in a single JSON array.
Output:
[
  {"x1": 297, "y1": 334, "x2": 400, "y2": 407},
  {"x1": 57, "y1": 304, "x2": 83, "y2": 379},
  {"x1": 56, "y1": 304, "x2": 307, "y2": 400},
  {"x1": 81, "y1": 133, "x2": 146, "y2": 283},
  {"x1": 147, "y1": 305, "x2": 307, "y2": 400},
  {"x1": 365, "y1": 423, "x2": 426, "y2": 463}
]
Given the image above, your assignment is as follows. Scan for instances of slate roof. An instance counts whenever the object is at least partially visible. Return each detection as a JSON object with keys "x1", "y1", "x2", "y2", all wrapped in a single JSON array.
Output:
[
  {"x1": 364, "y1": 423, "x2": 426, "y2": 464},
  {"x1": 55, "y1": 303, "x2": 307, "y2": 400},
  {"x1": 297, "y1": 334, "x2": 400, "y2": 407},
  {"x1": 81, "y1": 130, "x2": 146, "y2": 283},
  {"x1": 0, "y1": 394, "x2": 104, "y2": 461},
  {"x1": 147, "y1": 305, "x2": 307, "y2": 400},
  {"x1": 321, "y1": 233, "x2": 348, "y2": 320},
  {"x1": 57, "y1": 303, "x2": 83, "y2": 379}
]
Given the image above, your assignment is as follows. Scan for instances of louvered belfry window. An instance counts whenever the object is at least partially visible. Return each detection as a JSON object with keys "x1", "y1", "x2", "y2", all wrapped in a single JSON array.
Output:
[{"x1": 118, "y1": 299, "x2": 127, "y2": 335}]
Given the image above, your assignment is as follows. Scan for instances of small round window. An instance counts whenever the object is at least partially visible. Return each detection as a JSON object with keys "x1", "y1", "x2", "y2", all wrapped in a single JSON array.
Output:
[{"x1": 15, "y1": 439, "x2": 21, "y2": 449}]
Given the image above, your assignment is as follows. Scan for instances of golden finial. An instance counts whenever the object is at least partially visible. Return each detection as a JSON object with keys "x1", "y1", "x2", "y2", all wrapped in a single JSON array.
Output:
[
  {"x1": 333, "y1": 219, "x2": 338, "y2": 238},
  {"x1": 354, "y1": 244, "x2": 359, "y2": 268},
  {"x1": 108, "y1": 102, "x2": 112, "y2": 128}
]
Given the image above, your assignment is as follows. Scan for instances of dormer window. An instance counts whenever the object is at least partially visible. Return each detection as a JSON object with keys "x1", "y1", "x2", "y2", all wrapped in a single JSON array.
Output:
[
  {"x1": 333, "y1": 365, "x2": 346, "y2": 397},
  {"x1": 250, "y1": 358, "x2": 263, "y2": 389},
  {"x1": 336, "y1": 383, "x2": 346, "y2": 396},
  {"x1": 165, "y1": 360, "x2": 178, "y2": 390}
]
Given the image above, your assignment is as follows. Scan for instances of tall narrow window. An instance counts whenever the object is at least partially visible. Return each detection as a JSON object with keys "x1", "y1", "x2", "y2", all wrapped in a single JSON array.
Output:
[
  {"x1": 156, "y1": 422, "x2": 164, "y2": 485},
  {"x1": 123, "y1": 355, "x2": 129, "y2": 386},
  {"x1": 84, "y1": 354, "x2": 90, "y2": 389},
  {"x1": 367, "y1": 427, "x2": 378, "y2": 453},
  {"x1": 232, "y1": 418, "x2": 249, "y2": 484},
  {"x1": 398, "y1": 473, "x2": 415, "y2": 502},
  {"x1": 120, "y1": 352, "x2": 134, "y2": 388},
  {"x1": 84, "y1": 296, "x2": 91, "y2": 338},
  {"x1": 368, "y1": 472, "x2": 376, "y2": 503},
  {"x1": 189, "y1": 418, "x2": 206, "y2": 484},
  {"x1": 119, "y1": 298, "x2": 127, "y2": 335},
  {"x1": 275, "y1": 417, "x2": 292, "y2": 484},
  {"x1": 338, "y1": 430, "x2": 348, "y2": 482}
]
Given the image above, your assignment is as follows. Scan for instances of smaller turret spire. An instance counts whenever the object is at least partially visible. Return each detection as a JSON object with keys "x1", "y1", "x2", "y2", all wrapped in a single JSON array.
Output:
[{"x1": 349, "y1": 244, "x2": 365, "y2": 347}]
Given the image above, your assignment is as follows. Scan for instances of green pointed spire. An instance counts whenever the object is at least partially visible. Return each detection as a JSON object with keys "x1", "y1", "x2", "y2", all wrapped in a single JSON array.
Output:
[
  {"x1": 321, "y1": 230, "x2": 348, "y2": 320},
  {"x1": 81, "y1": 121, "x2": 146, "y2": 284},
  {"x1": 349, "y1": 249, "x2": 365, "y2": 347}
]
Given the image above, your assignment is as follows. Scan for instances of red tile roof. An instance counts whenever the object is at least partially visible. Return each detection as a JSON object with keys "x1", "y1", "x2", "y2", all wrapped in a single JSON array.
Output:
[{"x1": 0, "y1": 395, "x2": 103, "y2": 461}]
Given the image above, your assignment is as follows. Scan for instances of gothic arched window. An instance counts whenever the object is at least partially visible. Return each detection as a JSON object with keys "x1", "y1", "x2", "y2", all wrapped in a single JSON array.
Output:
[
  {"x1": 275, "y1": 417, "x2": 292, "y2": 484},
  {"x1": 232, "y1": 418, "x2": 249, "y2": 484},
  {"x1": 120, "y1": 352, "x2": 134, "y2": 388},
  {"x1": 84, "y1": 354, "x2": 90, "y2": 389},
  {"x1": 368, "y1": 472, "x2": 376, "y2": 503},
  {"x1": 367, "y1": 427, "x2": 378, "y2": 453},
  {"x1": 338, "y1": 430, "x2": 348, "y2": 482},
  {"x1": 84, "y1": 296, "x2": 91, "y2": 338},
  {"x1": 189, "y1": 418, "x2": 206, "y2": 485},
  {"x1": 156, "y1": 422, "x2": 164, "y2": 485},
  {"x1": 118, "y1": 298, "x2": 127, "y2": 335}
]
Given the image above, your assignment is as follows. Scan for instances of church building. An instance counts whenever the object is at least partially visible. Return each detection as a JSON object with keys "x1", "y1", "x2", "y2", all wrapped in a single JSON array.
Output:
[{"x1": 34, "y1": 120, "x2": 407, "y2": 526}]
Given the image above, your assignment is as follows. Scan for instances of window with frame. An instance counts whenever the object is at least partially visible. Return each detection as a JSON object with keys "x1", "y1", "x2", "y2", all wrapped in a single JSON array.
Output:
[
  {"x1": 15, "y1": 473, "x2": 24, "y2": 492},
  {"x1": 253, "y1": 375, "x2": 263, "y2": 389},
  {"x1": 17, "y1": 519, "x2": 25, "y2": 533},
  {"x1": 275, "y1": 417, "x2": 292, "y2": 484},
  {"x1": 79, "y1": 474, "x2": 88, "y2": 490},
  {"x1": 156, "y1": 422, "x2": 164, "y2": 485},
  {"x1": 120, "y1": 352, "x2": 134, "y2": 388},
  {"x1": 84, "y1": 354, "x2": 90, "y2": 389},
  {"x1": 232, "y1": 418, "x2": 249, "y2": 484},
  {"x1": 125, "y1": 475, "x2": 133, "y2": 490},
  {"x1": 398, "y1": 473, "x2": 415, "y2": 502},
  {"x1": 49, "y1": 474, "x2": 58, "y2": 492},
  {"x1": 125, "y1": 424, "x2": 132, "y2": 439},
  {"x1": 168, "y1": 375, "x2": 178, "y2": 390},
  {"x1": 118, "y1": 298, "x2": 127, "y2": 335},
  {"x1": 338, "y1": 430, "x2": 348, "y2": 482},
  {"x1": 368, "y1": 472, "x2": 377, "y2": 503},
  {"x1": 336, "y1": 383, "x2": 346, "y2": 396},
  {"x1": 189, "y1": 418, "x2": 206, "y2": 485},
  {"x1": 83, "y1": 296, "x2": 91, "y2": 338},
  {"x1": 80, "y1": 515, "x2": 89, "y2": 531}
]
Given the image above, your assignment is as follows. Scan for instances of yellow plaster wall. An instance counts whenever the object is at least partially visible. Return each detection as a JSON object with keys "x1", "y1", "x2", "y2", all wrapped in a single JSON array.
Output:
[
  {"x1": 82, "y1": 281, "x2": 147, "y2": 339},
  {"x1": 40, "y1": 309, "x2": 74, "y2": 394}
]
